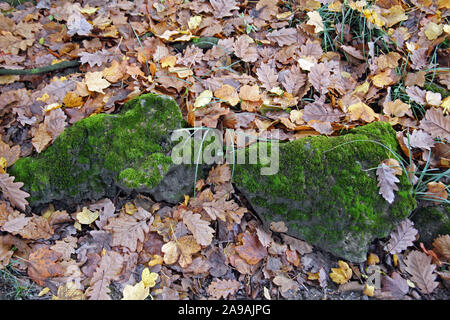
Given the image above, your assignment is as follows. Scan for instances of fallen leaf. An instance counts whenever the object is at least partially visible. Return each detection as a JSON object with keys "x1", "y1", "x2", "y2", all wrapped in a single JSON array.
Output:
[
  {"x1": 76, "y1": 207, "x2": 99, "y2": 225},
  {"x1": 329, "y1": 260, "x2": 352, "y2": 284},
  {"x1": 122, "y1": 281, "x2": 149, "y2": 300},
  {"x1": 28, "y1": 246, "x2": 64, "y2": 286},
  {"x1": 182, "y1": 210, "x2": 214, "y2": 246},
  {"x1": 194, "y1": 90, "x2": 213, "y2": 109},
  {"x1": 85, "y1": 71, "x2": 111, "y2": 94},
  {"x1": 376, "y1": 162, "x2": 400, "y2": 203},
  {"x1": 207, "y1": 279, "x2": 241, "y2": 299},
  {"x1": 404, "y1": 250, "x2": 439, "y2": 294},
  {"x1": 0, "y1": 173, "x2": 30, "y2": 211},
  {"x1": 235, "y1": 230, "x2": 267, "y2": 265},
  {"x1": 306, "y1": 11, "x2": 324, "y2": 33}
]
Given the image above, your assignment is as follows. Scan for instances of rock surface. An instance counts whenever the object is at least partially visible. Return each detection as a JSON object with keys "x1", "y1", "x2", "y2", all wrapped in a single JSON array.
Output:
[
  {"x1": 233, "y1": 122, "x2": 417, "y2": 262},
  {"x1": 10, "y1": 93, "x2": 197, "y2": 206},
  {"x1": 412, "y1": 204, "x2": 450, "y2": 244}
]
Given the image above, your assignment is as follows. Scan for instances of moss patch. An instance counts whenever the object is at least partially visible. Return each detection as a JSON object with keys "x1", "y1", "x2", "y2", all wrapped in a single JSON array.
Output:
[
  {"x1": 233, "y1": 121, "x2": 416, "y2": 262},
  {"x1": 10, "y1": 93, "x2": 184, "y2": 206}
]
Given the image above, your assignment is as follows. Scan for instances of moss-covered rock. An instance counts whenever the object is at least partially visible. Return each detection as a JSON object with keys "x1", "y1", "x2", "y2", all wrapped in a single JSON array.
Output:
[
  {"x1": 9, "y1": 93, "x2": 196, "y2": 206},
  {"x1": 233, "y1": 122, "x2": 417, "y2": 262},
  {"x1": 411, "y1": 204, "x2": 450, "y2": 245}
]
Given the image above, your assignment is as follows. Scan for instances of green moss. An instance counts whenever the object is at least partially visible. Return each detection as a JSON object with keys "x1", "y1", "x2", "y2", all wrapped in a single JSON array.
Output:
[
  {"x1": 412, "y1": 204, "x2": 450, "y2": 244},
  {"x1": 10, "y1": 93, "x2": 184, "y2": 206},
  {"x1": 233, "y1": 121, "x2": 416, "y2": 262}
]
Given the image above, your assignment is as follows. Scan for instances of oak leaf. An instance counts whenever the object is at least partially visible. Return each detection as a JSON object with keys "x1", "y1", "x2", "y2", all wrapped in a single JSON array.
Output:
[
  {"x1": 214, "y1": 84, "x2": 240, "y2": 107},
  {"x1": 32, "y1": 123, "x2": 52, "y2": 153},
  {"x1": 404, "y1": 250, "x2": 439, "y2": 294},
  {"x1": 0, "y1": 141, "x2": 20, "y2": 167},
  {"x1": 405, "y1": 129, "x2": 435, "y2": 151},
  {"x1": 376, "y1": 163, "x2": 400, "y2": 204},
  {"x1": 384, "y1": 219, "x2": 418, "y2": 254},
  {"x1": 0, "y1": 173, "x2": 29, "y2": 211},
  {"x1": 207, "y1": 279, "x2": 241, "y2": 299},
  {"x1": 233, "y1": 35, "x2": 258, "y2": 63},
  {"x1": 87, "y1": 250, "x2": 123, "y2": 300},
  {"x1": 406, "y1": 86, "x2": 426, "y2": 105},
  {"x1": 182, "y1": 210, "x2": 214, "y2": 246},
  {"x1": 432, "y1": 235, "x2": 450, "y2": 261},
  {"x1": 103, "y1": 208, "x2": 152, "y2": 252},
  {"x1": 308, "y1": 63, "x2": 330, "y2": 95},
  {"x1": 419, "y1": 107, "x2": 450, "y2": 141},
  {"x1": 256, "y1": 62, "x2": 279, "y2": 90}
]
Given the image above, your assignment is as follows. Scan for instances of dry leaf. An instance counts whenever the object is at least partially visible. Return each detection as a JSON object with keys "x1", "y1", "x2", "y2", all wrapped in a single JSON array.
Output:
[
  {"x1": 376, "y1": 162, "x2": 400, "y2": 203},
  {"x1": 404, "y1": 250, "x2": 439, "y2": 294},
  {"x1": 182, "y1": 210, "x2": 214, "y2": 246},
  {"x1": 384, "y1": 219, "x2": 418, "y2": 254},
  {"x1": 235, "y1": 230, "x2": 267, "y2": 265},
  {"x1": 308, "y1": 63, "x2": 330, "y2": 95},
  {"x1": 306, "y1": 11, "x2": 324, "y2": 33},
  {"x1": 0, "y1": 173, "x2": 29, "y2": 211},
  {"x1": 86, "y1": 250, "x2": 123, "y2": 300},
  {"x1": 419, "y1": 107, "x2": 450, "y2": 141},
  {"x1": 85, "y1": 71, "x2": 111, "y2": 94},
  {"x1": 28, "y1": 246, "x2": 64, "y2": 286},
  {"x1": 329, "y1": 260, "x2": 352, "y2": 284},
  {"x1": 207, "y1": 279, "x2": 241, "y2": 299},
  {"x1": 432, "y1": 235, "x2": 450, "y2": 261}
]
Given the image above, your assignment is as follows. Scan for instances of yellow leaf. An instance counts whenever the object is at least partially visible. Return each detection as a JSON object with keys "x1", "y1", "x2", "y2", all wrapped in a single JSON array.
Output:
[
  {"x1": 367, "y1": 253, "x2": 380, "y2": 265},
  {"x1": 76, "y1": 207, "x2": 99, "y2": 225},
  {"x1": 168, "y1": 66, "x2": 193, "y2": 78},
  {"x1": 363, "y1": 9, "x2": 385, "y2": 28},
  {"x1": 141, "y1": 268, "x2": 158, "y2": 288},
  {"x1": 329, "y1": 260, "x2": 352, "y2": 284},
  {"x1": 85, "y1": 71, "x2": 110, "y2": 93},
  {"x1": 184, "y1": 195, "x2": 190, "y2": 206},
  {"x1": 0, "y1": 75, "x2": 20, "y2": 84},
  {"x1": 160, "y1": 55, "x2": 177, "y2": 68},
  {"x1": 307, "y1": 271, "x2": 320, "y2": 280},
  {"x1": 0, "y1": 157, "x2": 6, "y2": 172},
  {"x1": 306, "y1": 11, "x2": 324, "y2": 33},
  {"x1": 353, "y1": 81, "x2": 370, "y2": 95},
  {"x1": 424, "y1": 22, "x2": 443, "y2": 41},
  {"x1": 393, "y1": 253, "x2": 398, "y2": 267},
  {"x1": 380, "y1": 5, "x2": 407, "y2": 28},
  {"x1": 74, "y1": 221, "x2": 82, "y2": 231},
  {"x1": 63, "y1": 92, "x2": 83, "y2": 108},
  {"x1": 124, "y1": 202, "x2": 137, "y2": 215},
  {"x1": 122, "y1": 281, "x2": 150, "y2": 300},
  {"x1": 194, "y1": 90, "x2": 213, "y2": 109},
  {"x1": 276, "y1": 11, "x2": 293, "y2": 19},
  {"x1": 38, "y1": 287, "x2": 50, "y2": 297},
  {"x1": 383, "y1": 99, "x2": 410, "y2": 117},
  {"x1": 37, "y1": 93, "x2": 50, "y2": 102},
  {"x1": 328, "y1": 0, "x2": 342, "y2": 12},
  {"x1": 348, "y1": 102, "x2": 377, "y2": 122},
  {"x1": 372, "y1": 69, "x2": 393, "y2": 88},
  {"x1": 441, "y1": 96, "x2": 450, "y2": 115},
  {"x1": 188, "y1": 16, "x2": 202, "y2": 30},
  {"x1": 148, "y1": 254, "x2": 164, "y2": 267},
  {"x1": 363, "y1": 283, "x2": 375, "y2": 296},
  {"x1": 79, "y1": 6, "x2": 99, "y2": 14}
]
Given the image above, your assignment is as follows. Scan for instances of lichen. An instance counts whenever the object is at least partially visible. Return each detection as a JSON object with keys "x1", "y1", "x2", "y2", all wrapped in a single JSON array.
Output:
[
  {"x1": 233, "y1": 121, "x2": 417, "y2": 262},
  {"x1": 10, "y1": 93, "x2": 184, "y2": 206}
]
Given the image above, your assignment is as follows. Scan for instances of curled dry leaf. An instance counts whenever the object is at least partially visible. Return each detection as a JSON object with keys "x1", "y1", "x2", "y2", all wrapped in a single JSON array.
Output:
[
  {"x1": 424, "y1": 181, "x2": 448, "y2": 203},
  {"x1": 432, "y1": 235, "x2": 450, "y2": 261},
  {"x1": 235, "y1": 230, "x2": 267, "y2": 265}
]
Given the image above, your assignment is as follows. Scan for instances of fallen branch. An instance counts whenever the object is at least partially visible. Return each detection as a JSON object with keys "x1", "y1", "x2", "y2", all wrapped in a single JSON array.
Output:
[{"x1": 0, "y1": 60, "x2": 80, "y2": 75}]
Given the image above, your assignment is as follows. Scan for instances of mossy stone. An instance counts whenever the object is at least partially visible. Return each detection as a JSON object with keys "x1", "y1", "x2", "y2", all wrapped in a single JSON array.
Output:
[
  {"x1": 411, "y1": 204, "x2": 450, "y2": 245},
  {"x1": 233, "y1": 121, "x2": 417, "y2": 262},
  {"x1": 9, "y1": 93, "x2": 190, "y2": 207}
]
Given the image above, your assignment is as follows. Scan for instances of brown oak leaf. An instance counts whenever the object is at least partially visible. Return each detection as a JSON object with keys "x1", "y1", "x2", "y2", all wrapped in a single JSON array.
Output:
[
  {"x1": 404, "y1": 250, "x2": 439, "y2": 294},
  {"x1": 0, "y1": 173, "x2": 29, "y2": 211},
  {"x1": 207, "y1": 279, "x2": 241, "y2": 299}
]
